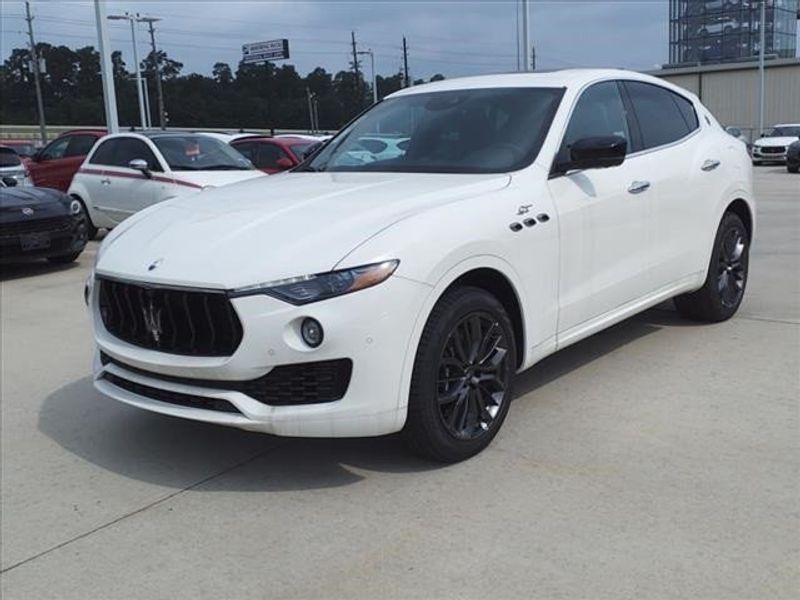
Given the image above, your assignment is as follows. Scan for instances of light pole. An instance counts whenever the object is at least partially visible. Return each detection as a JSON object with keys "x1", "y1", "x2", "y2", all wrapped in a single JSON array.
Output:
[
  {"x1": 757, "y1": 0, "x2": 766, "y2": 136},
  {"x1": 108, "y1": 12, "x2": 147, "y2": 129},
  {"x1": 357, "y1": 49, "x2": 377, "y2": 104},
  {"x1": 520, "y1": 0, "x2": 530, "y2": 71},
  {"x1": 94, "y1": 0, "x2": 118, "y2": 133},
  {"x1": 138, "y1": 15, "x2": 166, "y2": 129}
]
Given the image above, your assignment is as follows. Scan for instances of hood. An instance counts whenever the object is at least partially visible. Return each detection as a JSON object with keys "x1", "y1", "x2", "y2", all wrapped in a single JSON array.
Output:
[
  {"x1": 0, "y1": 186, "x2": 68, "y2": 218},
  {"x1": 97, "y1": 171, "x2": 510, "y2": 289},
  {"x1": 168, "y1": 169, "x2": 265, "y2": 189},
  {"x1": 753, "y1": 136, "x2": 800, "y2": 147}
]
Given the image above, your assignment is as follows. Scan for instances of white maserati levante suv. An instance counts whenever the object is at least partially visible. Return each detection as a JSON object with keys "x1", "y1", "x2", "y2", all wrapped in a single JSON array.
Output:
[
  {"x1": 87, "y1": 70, "x2": 755, "y2": 462},
  {"x1": 69, "y1": 132, "x2": 264, "y2": 237}
]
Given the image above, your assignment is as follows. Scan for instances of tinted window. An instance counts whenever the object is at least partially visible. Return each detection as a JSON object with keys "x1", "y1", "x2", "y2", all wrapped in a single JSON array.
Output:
[
  {"x1": 256, "y1": 143, "x2": 290, "y2": 170},
  {"x1": 89, "y1": 138, "x2": 162, "y2": 171},
  {"x1": 624, "y1": 81, "x2": 694, "y2": 150},
  {"x1": 231, "y1": 141, "x2": 257, "y2": 162},
  {"x1": 0, "y1": 148, "x2": 22, "y2": 167},
  {"x1": 65, "y1": 134, "x2": 99, "y2": 157},
  {"x1": 40, "y1": 136, "x2": 71, "y2": 161},
  {"x1": 307, "y1": 87, "x2": 565, "y2": 173},
  {"x1": 673, "y1": 94, "x2": 699, "y2": 132},
  {"x1": 557, "y1": 81, "x2": 630, "y2": 165}
]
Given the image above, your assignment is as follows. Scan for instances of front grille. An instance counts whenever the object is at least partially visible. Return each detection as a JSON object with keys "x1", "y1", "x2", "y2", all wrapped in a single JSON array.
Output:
[
  {"x1": 0, "y1": 216, "x2": 72, "y2": 237},
  {"x1": 98, "y1": 277, "x2": 243, "y2": 356},
  {"x1": 102, "y1": 371, "x2": 241, "y2": 413},
  {"x1": 760, "y1": 146, "x2": 785, "y2": 154},
  {"x1": 101, "y1": 352, "x2": 352, "y2": 406}
]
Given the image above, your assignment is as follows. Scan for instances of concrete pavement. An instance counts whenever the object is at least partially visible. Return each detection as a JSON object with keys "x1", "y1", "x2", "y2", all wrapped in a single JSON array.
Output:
[{"x1": 1, "y1": 167, "x2": 798, "y2": 599}]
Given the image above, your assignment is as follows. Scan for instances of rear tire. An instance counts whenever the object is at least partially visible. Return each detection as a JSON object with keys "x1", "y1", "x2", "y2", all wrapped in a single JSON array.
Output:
[
  {"x1": 674, "y1": 212, "x2": 749, "y2": 322},
  {"x1": 404, "y1": 286, "x2": 517, "y2": 462},
  {"x1": 788, "y1": 165, "x2": 799, "y2": 174}
]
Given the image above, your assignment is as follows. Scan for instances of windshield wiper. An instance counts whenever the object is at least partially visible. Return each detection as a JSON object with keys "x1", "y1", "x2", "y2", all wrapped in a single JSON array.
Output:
[{"x1": 201, "y1": 165, "x2": 250, "y2": 171}]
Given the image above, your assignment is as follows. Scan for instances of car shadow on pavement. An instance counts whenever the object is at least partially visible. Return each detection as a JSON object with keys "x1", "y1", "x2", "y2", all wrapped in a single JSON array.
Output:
[
  {"x1": 0, "y1": 260, "x2": 79, "y2": 281},
  {"x1": 40, "y1": 307, "x2": 675, "y2": 492}
]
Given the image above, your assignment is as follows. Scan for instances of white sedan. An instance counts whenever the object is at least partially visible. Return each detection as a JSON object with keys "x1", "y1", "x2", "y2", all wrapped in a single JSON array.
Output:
[
  {"x1": 69, "y1": 132, "x2": 264, "y2": 237},
  {"x1": 87, "y1": 69, "x2": 755, "y2": 462}
]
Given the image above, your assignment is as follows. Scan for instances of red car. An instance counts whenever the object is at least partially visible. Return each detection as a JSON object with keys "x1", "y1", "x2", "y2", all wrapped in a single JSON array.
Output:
[
  {"x1": 27, "y1": 129, "x2": 106, "y2": 191},
  {"x1": 230, "y1": 136, "x2": 316, "y2": 174}
]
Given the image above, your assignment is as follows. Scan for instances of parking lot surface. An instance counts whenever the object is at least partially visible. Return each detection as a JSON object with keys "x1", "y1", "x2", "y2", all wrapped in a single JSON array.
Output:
[{"x1": 1, "y1": 168, "x2": 798, "y2": 599}]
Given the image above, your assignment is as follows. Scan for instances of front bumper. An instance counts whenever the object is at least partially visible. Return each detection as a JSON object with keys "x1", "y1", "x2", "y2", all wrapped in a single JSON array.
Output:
[
  {"x1": 0, "y1": 215, "x2": 87, "y2": 263},
  {"x1": 752, "y1": 146, "x2": 787, "y2": 162},
  {"x1": 90, "y1": 274, "x2": 431, "y2": 437}
]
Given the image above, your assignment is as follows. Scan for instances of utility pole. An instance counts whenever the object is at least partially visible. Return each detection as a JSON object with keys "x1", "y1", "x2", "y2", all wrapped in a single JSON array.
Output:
[
  {"x1": 140, "y1": 16, "x2": 166, "y2": 129},
  {"x1": 94, "y1": 0, "x2": 119, "y2": 133},
  {"x1": 306, "y1": 86, "x2": 315, "y2": 133},
  {"x1": 521, "y1": 0, "x2": 530, "y2": 71},
  {"x1": 402, "y1": 36, "x2": 410, "y2": 87},
  {"x1": 531, "y1": 45, "x2": 536, "y2": 71},
  {"x1": 351, "y1": 31, "x2": 361, "y2": 104},
  {"x1": 357, "y1": 50, "x2": 377, "y2": 104},
  {"x1": 24, "y1": 1, "x2": 47, "y2": 143},
  {"x1": 758, "y1": 0, "x2": 766, "y2": 136},
  {"x1": 108, "y1": 12, "x2": 147, "y2": 129}
]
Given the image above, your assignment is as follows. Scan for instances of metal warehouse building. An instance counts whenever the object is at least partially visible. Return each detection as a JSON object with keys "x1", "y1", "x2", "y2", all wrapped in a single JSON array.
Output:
[{"x1": 650, "y1": 58, "x2": 800, "y2": 141}]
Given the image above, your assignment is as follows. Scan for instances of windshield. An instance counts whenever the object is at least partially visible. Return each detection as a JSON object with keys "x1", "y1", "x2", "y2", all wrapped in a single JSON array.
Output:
[
  {"x1": 0, "y1": 148, "x2": 22, "y2": 167},
  {"x1": 6, "y1": 142, "x2": 36, "y2": 157},
  {"x1": 765, "y1": 126, "x2": 800, "y2": 138},
  {"x1": 288, "y1": 142, "x2": 313, "y2": 157},
  {"x1": 305, "y1": 87, "x2": 564, "y2": 174},
  {"x1": 152, "y1": 135, "x2": 254, "y2": 171}
]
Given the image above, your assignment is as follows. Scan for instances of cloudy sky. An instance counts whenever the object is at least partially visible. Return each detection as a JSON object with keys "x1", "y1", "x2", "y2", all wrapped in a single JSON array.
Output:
[{"x1": 0, "y1": 0, "x2": 790, "y2": 81}]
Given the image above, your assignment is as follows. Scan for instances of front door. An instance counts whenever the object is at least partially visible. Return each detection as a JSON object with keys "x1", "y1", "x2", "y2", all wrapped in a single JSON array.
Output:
[{"x1": 547, "y1": 80, "x2": 653, "y2": 342}]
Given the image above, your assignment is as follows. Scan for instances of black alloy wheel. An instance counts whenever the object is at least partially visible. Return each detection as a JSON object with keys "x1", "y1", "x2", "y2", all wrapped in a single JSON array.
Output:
[
  {"x1": 674, "y1": 211, "x2": 749, "y2": 322},
  {"x1": 405, "y1": 286, "x2": 516, "y2": 462},
  {"x1": 437, "y1": 312, "x2": 510, "y2": 440}
]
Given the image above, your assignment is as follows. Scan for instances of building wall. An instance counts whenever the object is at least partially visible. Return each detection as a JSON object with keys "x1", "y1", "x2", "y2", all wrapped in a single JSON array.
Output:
[{"x1": 653, "y1": 61, "x2": 800, "y2": 140}]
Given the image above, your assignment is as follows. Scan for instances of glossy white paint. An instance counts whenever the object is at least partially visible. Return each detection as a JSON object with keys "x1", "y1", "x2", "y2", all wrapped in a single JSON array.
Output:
[
  {"x1": 89, "y1": 69, "x2": 756, "y2": 438},
  {"x1": 68, "y1": 133, "x2": 264, "y2": 229}
]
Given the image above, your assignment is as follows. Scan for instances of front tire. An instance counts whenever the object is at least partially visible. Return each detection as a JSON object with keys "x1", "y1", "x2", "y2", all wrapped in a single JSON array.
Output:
[
  {"x1": 674, "y1": 212, "x2": 749, "y2": 322},
  {"x1": 404, "y1": 286, "x2": 517, "y2": 462},
  {"x1": 73, "y1": 197, "x2": 98, "y2": 240},
  {"x1": 788, "y1": 165, "x2": 799, "y2": 174}
]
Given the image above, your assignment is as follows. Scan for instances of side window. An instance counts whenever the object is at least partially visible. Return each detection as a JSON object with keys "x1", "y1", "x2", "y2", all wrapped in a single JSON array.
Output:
[
  {"x1": 232, "y1": 141, "x2": 256, "y2": 163},
  {"x1": 89, "y1": 139, "x2": 118, "y2": 166},
  {"x1": 557, "y1": 81, "x2": 630, "y2": 165},
  {"x1": 65, "y1": 134, "x2": 98, "y2": 157},
  {"x1": 112, "y1": 138, "x2": 162, "y2": 172},
  {"x1": 40, "y1": 136, "x2": 71, "y2": 161},
  {"x1": 256, "y1": 143, "x2": 289, "y2": 170},
  {"x1": 673, "y1": 93, "x2": 699, "y2": 133},
  {"x1": 624, "y1": 81, "x2": 693, "y2": 150}
]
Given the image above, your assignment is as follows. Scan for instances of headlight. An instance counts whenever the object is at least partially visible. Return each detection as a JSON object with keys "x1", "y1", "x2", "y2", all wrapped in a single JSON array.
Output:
[
  {"x1": 69, "y1": 199, "x2": 82, "y2": 215},
  {"x1": 231, "y1": 260, "x2": 399, "y2": 305}
]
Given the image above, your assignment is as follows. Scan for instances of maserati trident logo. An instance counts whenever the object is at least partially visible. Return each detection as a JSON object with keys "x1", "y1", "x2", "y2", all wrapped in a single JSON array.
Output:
[
  {"x1": 142, "y1": 292, "x2": 163, "y2": 344},
  {"x1": 148, "y1": 258, "x2": 163, "y2": 271},
  {"x1": 21, "y1": 207, "x2": 34, "y2": 216}
]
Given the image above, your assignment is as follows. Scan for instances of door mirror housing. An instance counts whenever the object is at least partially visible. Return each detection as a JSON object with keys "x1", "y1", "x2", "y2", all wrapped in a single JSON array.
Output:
[
  {"x1": 275, "y1": 157, "x2": 294, "y2": 170},
  {"x1": 128, "y1": 158, "x2": 152, "y2": 178},
  {"x1": 566, "y1": 135, "x2": 627, "y2": 172}
]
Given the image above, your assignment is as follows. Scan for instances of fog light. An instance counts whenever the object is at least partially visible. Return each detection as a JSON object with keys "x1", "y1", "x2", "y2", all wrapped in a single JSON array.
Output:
[{"x1": 301, "y1": 318, "x2": 323, "y2": 348}]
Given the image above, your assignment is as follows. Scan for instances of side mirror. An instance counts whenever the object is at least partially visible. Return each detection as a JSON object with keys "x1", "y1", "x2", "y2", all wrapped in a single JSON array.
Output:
[
  {"x1": 2, "y1": 176, "x2": 19, "y2": 187},
  {"x1": 276, "y1": 157, "x2": 294, "y2": 170},
  {"x1": 567, "y1": 135, "x2": 627, "y2": 171},
  {"x1": 128, "y1": 158, "x2": 152, "y2": 178}
]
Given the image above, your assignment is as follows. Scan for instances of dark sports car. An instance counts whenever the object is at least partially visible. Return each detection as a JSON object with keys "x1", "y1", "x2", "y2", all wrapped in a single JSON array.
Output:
[
  {"x1": 787, "y1": 140, "x2": 800, "y2": 174},
  {"x1": 0, "y1": 177, "x2": 88, "y2": 264}
]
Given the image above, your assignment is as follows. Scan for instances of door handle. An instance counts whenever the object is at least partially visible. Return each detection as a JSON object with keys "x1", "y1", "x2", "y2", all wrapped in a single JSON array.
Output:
[
  {"x1": 101, "y1": 177, "x2": 111, "y2": 185},
  {"x1": 627, "y1": 180, "x2": 650, "y2": 194},
  {"x1": 701, "y1": 159, "x2": 721, "y2": 171}
]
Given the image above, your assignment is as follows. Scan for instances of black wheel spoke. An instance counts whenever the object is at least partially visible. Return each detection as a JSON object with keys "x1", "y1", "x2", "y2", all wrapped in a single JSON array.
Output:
[{"x1": 436, "y1": 311, "x2": 511, "y2": 440}]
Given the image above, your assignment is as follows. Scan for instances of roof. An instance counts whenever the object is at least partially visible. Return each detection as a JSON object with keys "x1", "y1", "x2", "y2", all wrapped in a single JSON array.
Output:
[
  {"x1": 651, "y1": 57, "x2": 800, "y2": 77},
  {"x1": 387, "y1": 68, "x2": 666, "y2": 98}
]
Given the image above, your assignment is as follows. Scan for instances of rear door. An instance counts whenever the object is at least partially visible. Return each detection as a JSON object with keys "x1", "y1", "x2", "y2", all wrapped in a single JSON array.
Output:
[
  {"x1": 622, "y1": 81, "x2": 711, "y2": 287},
  {"x1": 547, "y1": 80, "x2": 654, "y2": 341}
]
